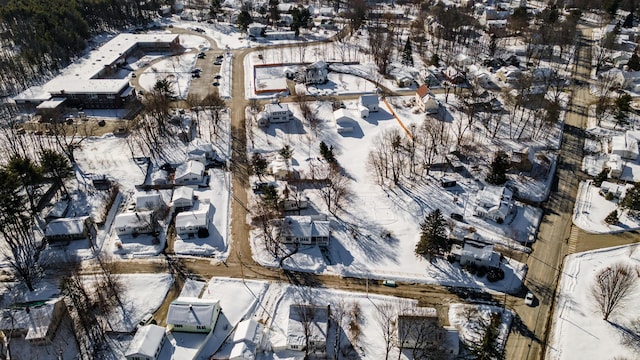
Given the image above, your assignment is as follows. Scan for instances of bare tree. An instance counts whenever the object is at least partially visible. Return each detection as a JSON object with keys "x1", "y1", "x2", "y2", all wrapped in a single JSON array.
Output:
[
  {"x1": 592, "y1": 262, "x2": 638, "y2": 320},
  {"x1": 331, "y1": 299, "x2": 348, "y2": 359},
  {"x1": 376, "y1": 302, "x2": 397, "y2": 360},
  {"x1": 317, "y1": 165, "x2": 351, "y2": 214}
]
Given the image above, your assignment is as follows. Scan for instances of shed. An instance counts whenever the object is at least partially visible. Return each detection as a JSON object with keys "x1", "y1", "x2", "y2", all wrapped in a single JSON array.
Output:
[
  {"x1": 172, "y1": 186, "x2": 194, "y2": 209},
  {"x1": 125, "y1": 324, "x2": 166, "y2": 360},
  {"x1": 611, "y1": 133, "x2": 639, "y2": 160}
]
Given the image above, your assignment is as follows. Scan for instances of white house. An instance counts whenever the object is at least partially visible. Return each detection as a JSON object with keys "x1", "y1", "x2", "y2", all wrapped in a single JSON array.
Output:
[
  {"x1": 188, "y1": 143, "x2": 216, "y2": 163},
  {"x1": 0, "y1": 298, "x2": 68, "y2": 346},
  {"x1": 415, "y1": 84, "x2": 440, "y2": 114},
  {"x1": 174, "y1": 160, "x2": 205, "y2": 185},
  {"x1": 136, "y1": 191, "x2": 164, "y2": 211},
  {"x1": 496, "y1": 65, "x2": 522, "y2": 85},
  {"x1": 305, "y1": 61, "x2": 328, "y2": 85},
  {"x1": 230, "y1": 342, "x2": 254, "y2": 360},
  {"x1": 360, "y1": 94, "x2": 379, "y2": 112},
  {"x1": 287, "y1": 304, "x2": 330, "y2": 355},
  {"x1": 45, "y1": 217, "x2": 96, "y2": 243},
  {"x1": 607, "y1": 153, "x2": 624, "y2": 178},
  {"x1": 172, "y1": 186, "x2": 194, "y2": 209},
  {"x1": 279, "y1": 215, "x2": 330, "y2": 246},
  {"x1": 268, "y1": 156, "x2": 292, "y2": 180},
  {"x1": 358, "y1": 104, "x2": 369, "y2": 118},
  {"x1": 600, "y1": 181, "x2": 629, "y2": 199},
  {"x1": 474, "y1": 186, "x2": 514, "y2": 223},
  {"x1": 611, "y1": 133, "x2": 639, "y2": 160},
  {"x1": 175, "y1": 202, "x2": 211, "y2": 236},
  {"x1": 396, "y1": 307, "x2": 457, "y2": 357},
  {"x1": 262, "y1": 103, "x2": 293, "y2": 124},
  {"x1": 125, "y1": 324, "x2": 166, "y2": 360},
  {"x1": 166, "y1": 297, "x2": 221, "y2": 333},
  {"x1": 453, "y1": 239, "x2": 500, "y2": 268},
  {"x1": 333, "y1": 109, "x2": 357, "y2": 133},
  {"x1": 113, "y1": 211, "x2": 154, "y2": 236}
]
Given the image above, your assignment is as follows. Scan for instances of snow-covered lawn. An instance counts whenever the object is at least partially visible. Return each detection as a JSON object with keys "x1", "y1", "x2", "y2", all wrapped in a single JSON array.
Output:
[
  {"x1": 138, "y1": 52, "x2": 197, "y2": 99},
  {"x1": 547, "y1": 244, "x2": 640, "y2": 360},
  {"x1": 573, "y1": 180, "x2": 640, "y2": 233}
]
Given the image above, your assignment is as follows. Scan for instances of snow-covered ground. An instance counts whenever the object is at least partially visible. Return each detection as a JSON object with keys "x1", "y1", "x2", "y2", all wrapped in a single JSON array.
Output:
[
  {"x1": 138, "y1": 52, "x2": 197, "y2": 99},
  {"x1": 547, "y1": 244, "x2": 640, "y2": 360}
]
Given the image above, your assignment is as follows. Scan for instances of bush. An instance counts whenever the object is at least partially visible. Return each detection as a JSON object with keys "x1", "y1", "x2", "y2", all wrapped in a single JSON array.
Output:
[
  {"x1": 197, "y1": 228, "x2": 210, "y2": 238},
  {"x1": 487, "y1": 267, "x2": 505, "y2": 282},
  {"x1": 594, "y1": 168, "x2": 608, "y2": 187},
  {"x1": 605, "y1": 210, "x2": 619, "y2": 225},
  {"x1": 447, "y1": 255, "x2": 456, "y2": 263},
  {"x1": 464, "y1": 263, "x2": 478, "y2": 274},
  {"x1": 605, "y1": 192, "x2": 614, "y2": 201}
]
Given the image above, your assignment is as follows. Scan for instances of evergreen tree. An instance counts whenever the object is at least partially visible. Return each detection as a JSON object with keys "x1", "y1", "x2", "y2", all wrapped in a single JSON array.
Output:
[
  {"x1": 251, "y1": 153, "x2": 268, "y2": 180},
  {"x1": 628, "y1": 52, "x2": 640, "y2": 71},
  {"x1": 621, "y1": 183, "x2": 640, "y2": 212},
  {"x1": 279, "y1": 145, "x2": 294, "y2": 164},
  {"x1": 40, "y1": 149, "x2": 74, "y2": 196},
  {"x1": 402, "y1": 37, "x2": 413, "y2": 66},
  {"x1": 468, "y1": 312, "x2": 505, "y2": 360},
  {"x1": 486, "y1": 151, "x2": 510, "y2": 185},
  {"x1": 319, "y1": 141, "x2": 336, "y2": 163},
  {"x1": 237, "y1": 7, "x2": 253, "y2": 31},
  {"x1": 415, "y1": 209, "x2": 449, "y2": 262},
  {"x1": 6, "y1": 156, "x2": 44, "y2": 214},
  {"x1": 268, "y1": 0, "x2": 280, "y2": 26},
  {"x1": 605, "y1": 210, "x2": 619, "y2": 225},
  {"x1": 614, "y1": 93, "x2": 632, "y2": 128}
]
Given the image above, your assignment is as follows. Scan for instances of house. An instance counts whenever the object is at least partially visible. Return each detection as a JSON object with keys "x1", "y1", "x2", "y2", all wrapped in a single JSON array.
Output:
[
  {"x1": 174, "y1": 160, "x2": 205, "y2": 185},
  {"x1": 607, "y1": 154, "x2": 624, "y2": 178},
  {"x1": 359, "y1": 94, "x2": 379, "y2": 112},
  {"x1": 124, "y1": 324, "x2": 166, "y2": 360},
  {"x1": 268, "y1": 157, "x2": 293, "y2": 180},
  {"x1": 441, "y1": 66, "x2": 466, "y2": 84},
  {"x1": 305, "y1": 61, "x2": 328, "y2": 85},
  {"x1": 415, "y1": 85, "x2": 440, "y2": 114},
  {"x1": 113, "y1": 211, "x2": 154, "y2": 236},
  {"x1": 262, "y1": 103, "x2": 293, "y2": 124},
  {"x1": 230, "y1": 319, "x2": 264, "y2": 360},
  {"x1": 452, "y1": 239, "x2": 500, "y2": 268},
  {"x1": 474, "y1": 185, "x2": 514, "y2": 223},
  {"x1": 45, "y1": 216, "x2": 96, "y2": 243},
  {"x1": 175, "y1": 202, "x2": 211, "y2": 236},
  {"x1": 172, "y1": 186, "x2": 194, "y2": 209},
  {"x1": 166, "y1": 297, "x2": 221, "y2": 333},
  {"x1": 333, "y1": 109, "x2": 357, "y2": 133},
  {"x1": 136, "y1": 191, "x2": 164, "y2": 211},
  {"x1": 286, "y1": 304, "x2": 330, "y2": 355},
  {"x1": 611, "y1": 133, "x2": 639, "y2": 160},
  {"x1": 0, "y1": 298, "x2": 67, "y2": 346},
  {"x1": 279, "y1": 215, "x2": 330, "y2": 246},
  {"x1": 188, "y1": 143, "x2": 217, "y2": 163},
  {"x1": 396, "y1": 307, "x2": 456, "y2": 356},
  {"x1": 599, "y1": 181, "x2": 628, "y2": 199},
  {"x1": 496, "y1": 65, "x2": 522, "y2": 85}
]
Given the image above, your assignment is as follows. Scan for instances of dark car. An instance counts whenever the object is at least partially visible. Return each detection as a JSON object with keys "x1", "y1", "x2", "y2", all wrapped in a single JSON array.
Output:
[{"x1": 450, "y1": 213, "x2": 463, "y2": 221}]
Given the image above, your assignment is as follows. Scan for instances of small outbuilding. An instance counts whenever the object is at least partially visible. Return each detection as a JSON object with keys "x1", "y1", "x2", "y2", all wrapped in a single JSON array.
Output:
[
  {"x1": 359, "y1": 94, "x2": 379, "y2": 112},
  {"x1": 172, "y1": 186, "x2": 194, "y2": 209}
]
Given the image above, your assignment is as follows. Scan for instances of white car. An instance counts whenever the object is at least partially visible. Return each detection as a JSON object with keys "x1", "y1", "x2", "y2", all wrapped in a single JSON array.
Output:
[{"x1": 524, "y1": 291, "x2": 535, "y2": 306}]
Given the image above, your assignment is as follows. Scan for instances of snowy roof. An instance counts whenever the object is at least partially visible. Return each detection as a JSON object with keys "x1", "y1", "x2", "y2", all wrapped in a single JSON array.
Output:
[
  {"x1": 125, "y1": 324, "x2": 165, "y2": 358},
  {"x1": 461, "y1": 240, "x2": 494, "y2": 262},
  {"x1": 175, "y1": 203, "x2": 211, "y2": 229},
  {"x1": 45, "y1": 200, "x2": 69, "y2": 219},
  {"x1": 476, "y1": 186, "x2": 507, "y2": 207},
  {"x1": 16, "y1": 33, "x2": 179, "y2": 101},
  {"x1": 233, "y1": 319, "x2": 262, "y2": 345},
  {"x1": 45, "y1": 217, "x2": 88, "y2": 237},
  {"x1": 35, "y1": 97, "x2": 67, "y2": 109},
  {"x1": 360, "y1": 94, "x2": 379, "y2": 106},
  {"x1": 333, "y1": 108, "x2": 355, "y2": 123},
  {"x1": 0, "y1": 298, "x2": 64, "y2": 341},
  {"x1": 230, "y1": 342, "x2": 253, "y2": 359},
  {"x1": 307, "y1": 61, "x2": 327, "y2": 70},
  {"x1": 287, "y1": 304, "x2": 329, "y2": 348},
  {"x1": 113, "y1": 211, "x2": 153, "y2": 228},
  {"x1": 172, "y1": 186, "x2": 194, "y2": 202},
  {"x1": 136, "y1": 191, "x2": 162, "y2": 209},
  {"x1": 175, "y1": 160, "x2": 205, "y2": 180},
  {"x1": 167, "y1": 297, "x2": 219, "y2": 327},
  {"x1": 265, "y1": 103, "x2": 290, "y2": 114},
  {"x1": 282, "y1": 216, "x2": 330, "y2": 239}
]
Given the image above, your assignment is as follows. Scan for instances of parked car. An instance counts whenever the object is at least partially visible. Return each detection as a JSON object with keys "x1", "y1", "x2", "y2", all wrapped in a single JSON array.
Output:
[
  {"x1": 212, "y1": 81, "x2": 219, "y2": 86},
  {"x1": 137, "y1": 313, "x2": 155, "y2": 329},
  {"x1": 524, "y1": 291, "x2": 535, "y2": 306},
  {"x1": 450, "y1": 213, "x2": 463, "y2": 221},
  {"x1": 382, "y1": 280, "x2": 398, "y2": 288},
  {"x1": 192, "y1": 73, "x2": 200, "y2": 78}
]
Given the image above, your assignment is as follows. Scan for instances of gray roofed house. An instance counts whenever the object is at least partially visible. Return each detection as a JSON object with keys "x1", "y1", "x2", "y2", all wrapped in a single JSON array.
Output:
[
  {"x1": 125, "y1": 324, "x2": 166, "y2": 360},
  {"x1": 44, "y1": 216, "x2": 95, "y2": 243},
  {"x1": 174, "y1": 160, "x2": 205, "y2": 185},
  {"x1": 0, "y1": 298, "x2": 68, "y2": 346},
  {"x1": 359, "y1": 94, "x2": 379, "y2": 112},
  {"x1": 279, "y1": 215, "x2": 330, "y2": 247},
  {"x1": 286, "y1": 304, "x2": 330, "y2": 355}
]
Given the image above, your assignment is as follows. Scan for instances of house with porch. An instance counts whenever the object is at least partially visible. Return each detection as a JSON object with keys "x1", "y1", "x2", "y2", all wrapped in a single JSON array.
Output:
[
  {"x1": 124, "y1": 324, "x2": 166, "y2": 360},
  {"x1": 451, "y1": 239, "x2": 500, "y2": 268},
  {"x1": 279, "y1": 215, "x2": 330, "y2": 247},
  {"x1": 473, "y1": 185, "x2": 514, "y2": 223}
]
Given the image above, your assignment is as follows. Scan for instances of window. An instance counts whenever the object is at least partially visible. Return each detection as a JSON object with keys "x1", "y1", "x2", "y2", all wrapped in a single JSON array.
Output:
[
  {"x1": 196, "y1": 325, "x2": 207, "y2": 330},
  {"x1": 88, "y1": 93, "x2": 98, "y2": 99},
  {"x1": 175, "y1": 324, "x2": 183, "y2": 328}
]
